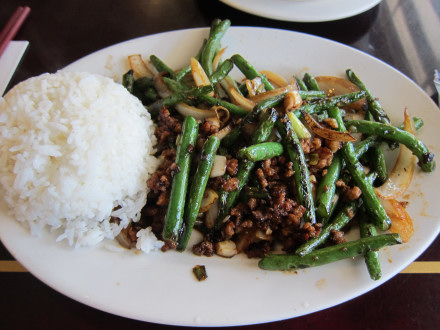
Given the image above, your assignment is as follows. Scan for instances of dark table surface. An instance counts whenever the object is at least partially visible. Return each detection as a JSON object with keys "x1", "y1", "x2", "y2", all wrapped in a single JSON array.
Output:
[{"x1": 1, "y1": 1, "x2": 439, "y2": 329}]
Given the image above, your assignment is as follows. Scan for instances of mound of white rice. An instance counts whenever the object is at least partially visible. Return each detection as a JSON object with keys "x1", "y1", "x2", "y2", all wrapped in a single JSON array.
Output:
[{"x1": 0, "y1": 71, "x2": 162, "y2": 250}]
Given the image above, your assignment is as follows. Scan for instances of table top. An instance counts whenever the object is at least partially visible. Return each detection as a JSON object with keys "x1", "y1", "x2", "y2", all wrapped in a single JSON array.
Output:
[{"x1": 1, "y1": 0, "x2": 439, "y2": 328}]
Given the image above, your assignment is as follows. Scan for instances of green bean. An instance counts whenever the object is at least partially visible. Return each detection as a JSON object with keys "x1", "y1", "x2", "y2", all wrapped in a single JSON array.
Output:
[
  {"x1": 276, "y1": 116, "x2": 316, "y2": 223},
  {"x1": 299, "y1": 90, "x2": 326, "y2": 99},
  {"x1": 329, "y1": 108, "x2": 392, "y2": 231},
  {"x1": 221, "y1": 93, "x2": 287, "y2": 148},
  {"x1": 230, "y1": 54, "x2": 275, "y2": 91},
  {"x1": 237, "y1": 142, "x2": 284, "y2": 162},
  {"x1": 197, "y1": 93, "x2": 249, "y2": 116},
  {"x1": 178, "y1": 136, "x2": 220, "y2": 251},
  {"x1": 162, "y1": 76, "x2": 188, "y2": 93},
  {"x1": 147, "y1": 85, "x2": 213, "y2": 116},
  {"x1": 122, "y1": 70, "x2": 135, "y2": 93},
  {"x1": 303, "y1": 72, "x2": 321, "y2": 91},
  {"x1": 216, "y1": 108, "x2": 278, "y2": 226},
  {"x1": 162, "y1": 116, "x2": 199, "y2": 243},
  {"x1": 346, "y1": 69, "x2": 390, "y2": 124},
  {"x1": 366, "y1": 146, "x2": 387, "y2": 185},
  {"x1": 354, "y1": 116, "x2": 424, "y2": 158},
  {"x1": 200, "y1": 19, "x2": 231, "y2": 77},
  {"x1": 294, "y1": 76, "x2": 308, "y2": 91},
  {"x1": 210, "y1": 59, "x2": 234, "y2": 85},
  {"x1": 150, "y1": 54, "x2": 176, "y2": 79},
  {"x1": 359, "y1": 211, "x2": 382, "y2": 280},
  {"x1": 354, "y1": 135, "x2": 382, "y2": 158},
  {"x1": 258, "y1": 233, "x2": 402, "y2": 271},
  {"x1": 295, "y1": 201, "x2": 358, "y2": 256},
  {"x1": 294, "y1": 91, "x2": 367, "y2": 116},
  {"x1": 345, "y1": 119, "x2": 435, "y2": 172},
  {"x1": 315, "y1": 152, "x2": 343, "y2": 223}
]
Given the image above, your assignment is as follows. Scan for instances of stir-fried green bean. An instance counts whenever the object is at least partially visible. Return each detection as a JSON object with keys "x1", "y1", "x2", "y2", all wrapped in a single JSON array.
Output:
[
  {"x1": 150, "y1": 54, "x2": 176, "y2": 79},
  {"x1": 237, "y1": 142, "x2": 284, "y2": 162},
  {"x1": 315, "y1": 152, "x2": 343, "y2": 223},
  {"x1": 359, "y1": 211, "x2": 382, "y2": 280},
  {"x1": 259, "y1": 234, "x2": 402, "y2": 271},
  {"x1": 345, "y1": 119, "x2": 435, "y2": 172},
  {"x1": 217, "y1": 108, "x2": 278, "y2": 227},
  {"x1": 231, "y1": 54, "x2": 275, "y2": 91},
  {"x1": 303, "y1": 72, "x2": 321, "y2": 91},
  {"x1": 346, "y1": 69, "x2": 390, "y2": 124},
  {"x1": 200, "y1": 19, "x2": 231, "y2": 77},
  {"x1": 276, "y1": 116, "x2": 316, "y2": 223},
  {"x1": 178, "y1": 136, "x2": 220, "y2": 251},
  {"x1": 295, "y1": 201, "x2": 358, "y2": 256},
  {"x1": 162, "y1": 116, "x2": 199, "y2": 244},
  {"x1": 329, "y1": 107, "x2": 392, "y2": 231}
]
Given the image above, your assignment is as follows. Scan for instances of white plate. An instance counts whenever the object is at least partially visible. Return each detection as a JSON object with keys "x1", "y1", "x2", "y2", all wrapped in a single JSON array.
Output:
[
  {"x1": 1, "y1": 27, "x2": 439, "y2": 327},
  {"x1": 220, "y1": 0, "x2": 382, "y2": 22}
]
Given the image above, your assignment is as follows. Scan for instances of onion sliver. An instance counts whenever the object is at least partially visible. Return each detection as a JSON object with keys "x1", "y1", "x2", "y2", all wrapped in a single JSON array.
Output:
[
  {"x1": 250, "y1": 84, "x2": 296, "y2": 104},
  {"x1": 302, "y1": 111, "x2": 356, "y2": 142},
  {"x1": 153, "y1": 74, "x2": 173, "y2": 98},
  {"x1": 245, "y1": 77, "x2": 265, "y2": 97},
  {"x1": 315, "y1": 76, "x2": 366, "y2": 111},
  {"x1": 375, "y1": 109, "x2": 416, "y2": 199},
  {"x1": 205, "y1": 199, "x2": 219, "y2": 229},
  {"x1": 380, "y1": 198, "x2": 414, "y2": 243},
  {"x1": 199, "y1": 188, "x2": 219, "y2": 213},
  {"x1": 191, "y1": 57, "x2": 214, "y2": 96},
  {"x1": 229, "y1": 87, "x2": 255, "y2": 111},
  {"x1": 174, "y1": 102, "x2": 218, "y2": 120},
  {"x1": 210, "y1": 155, "x2": 227, "y2": 178},
  {"x1": 213, "y1": 123, "x2": 233, "y2": 140},
  {"x1": 128, "y1": 54, "x2": 154, "y2": 78},
  {"x1": 212, "y1": 47, "x2": 226, "y2": 71},
  {"x1": 260, "y1": 70, "x2": 288, "y2": 87}
]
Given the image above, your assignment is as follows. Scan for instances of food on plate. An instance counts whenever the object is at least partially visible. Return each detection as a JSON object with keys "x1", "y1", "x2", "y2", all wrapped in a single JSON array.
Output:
[
  {"x1": 119, "y1": 19, "x2": 434, "y2": 279},
  {"x1": 0, "y1": 19, "x2": 434, "y2": 280},
  {"x1": 0, "y1": 71, "x2": 162, "y2": 251}
]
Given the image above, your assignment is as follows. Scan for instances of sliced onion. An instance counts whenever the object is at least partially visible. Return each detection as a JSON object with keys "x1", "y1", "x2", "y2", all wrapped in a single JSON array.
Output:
[
  {"x1": 205, "y1": 199, "x2": 219, "y2": 229},
  {"x1": 249, "y1": 84, "x2": 297, "y2": 104},
  {"x1": 235, "y1": 229, "x2": 257, "y2": 253},
  {"x1": 229, "y1": 87, "x2": 255, "y2": 111},
  {"x1": 284, "y1": 90, "x2": 303, "y2": 111},
  {"x1": 128, "y1": 54, "x2": 154, "y2": 78},
  {"x1": 245, "y1": 77, "x2": 265, "y2": 97},
  {"x1": 174, "y1": 102, "x2": 218, "y2": 120},
  {"x1": 153, "y1": 74, "x2": 173, "y2": 98},
  {"x1": 260, "y1": 70, "x2": 288, "y2": 87},
  {"x1": 210, "y1": 155, "x2": 227, "y2": 178},
  {"x1": 380, "y1": 198, "x2": 414, "y2": 243},
  {"x1": 213, "y1": 123, "x2": 233, "y2": 140},
  {"x1": 302, "y1": 111, "x2": 356, "y2": 142},
  {"x1": 191, "y1": 57, "x2": 214, "y2": 96},
  {"x1": 315, "y1": 76, "x2": 366, "y2": 111},
  {"x1": 215, "y1": 240, "x2": 238, "y2": 258},
  {"x1": 211, "y1": 105, "x2": 230, "y2": 124},
  {"x1": 219, "y1": 76, "x2": 238, "y2": 99},
  {"x1": 199, "y1": 188, "x2": 219, "y2": 213},
  {"x1": 212, "y1": 47, "x2": 226, "y2": 71},
  {"x1": 375, "y1": 109, "x2": 416, "y2": 199}
]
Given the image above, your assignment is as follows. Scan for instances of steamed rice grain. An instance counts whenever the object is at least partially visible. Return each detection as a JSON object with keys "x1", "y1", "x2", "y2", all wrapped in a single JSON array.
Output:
[{"x1": 0, "y1": 71, "x2": 161, "y2": 249}]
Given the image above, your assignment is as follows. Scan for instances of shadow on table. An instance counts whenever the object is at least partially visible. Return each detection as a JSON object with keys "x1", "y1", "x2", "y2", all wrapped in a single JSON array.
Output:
[{"x1": 197, "y1": 0, "x2": 380, "y2": 45}]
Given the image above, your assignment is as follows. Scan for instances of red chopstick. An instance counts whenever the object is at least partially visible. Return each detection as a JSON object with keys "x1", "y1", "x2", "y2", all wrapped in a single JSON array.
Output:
[{"x1": 0, "y1": 6, "x2": 31, "y2": 58}]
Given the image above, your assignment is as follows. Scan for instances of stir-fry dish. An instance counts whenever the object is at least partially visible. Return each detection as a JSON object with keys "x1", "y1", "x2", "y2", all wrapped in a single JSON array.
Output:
[{"x1": 119, "y1": 19, "x2": 435, "y2": 280}]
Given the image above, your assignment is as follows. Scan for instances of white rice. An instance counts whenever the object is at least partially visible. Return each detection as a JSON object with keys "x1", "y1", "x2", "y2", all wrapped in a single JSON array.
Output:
[{"x1": 0, "y1": 71, "x2": 162, "y2": 250}]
